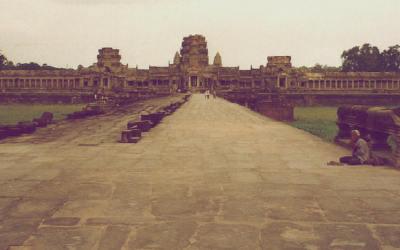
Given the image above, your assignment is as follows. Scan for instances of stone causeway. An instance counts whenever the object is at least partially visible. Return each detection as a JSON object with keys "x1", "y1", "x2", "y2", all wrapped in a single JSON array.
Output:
[{"x1": 1, "y1": 94, "x2": 400, "y2": 249}]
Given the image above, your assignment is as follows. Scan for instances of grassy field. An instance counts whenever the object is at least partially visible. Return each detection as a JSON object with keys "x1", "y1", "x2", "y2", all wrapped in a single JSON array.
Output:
[
  {"x1": 0, "y1": 104, "x2": 87, "y2": 125},
  {"x1": 286, "y1": 106, "x2": 339, "y2": 143}
]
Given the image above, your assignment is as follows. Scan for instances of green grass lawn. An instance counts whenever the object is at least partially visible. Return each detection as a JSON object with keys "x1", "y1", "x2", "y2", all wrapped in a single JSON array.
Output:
[
  {"x1": 286, "y1": 106, "x2": 339, "y2": 143},
  {"x1": 0, "y1": 104, "x2": 87, "y2": 125}
]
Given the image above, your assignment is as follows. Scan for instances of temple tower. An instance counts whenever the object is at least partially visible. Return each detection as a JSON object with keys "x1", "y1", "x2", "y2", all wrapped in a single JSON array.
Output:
[
  {"x1": 214, "y1": 52, "x2": 222, "y2": 67},
  {"x1": 179, "y1": 34, "x2": 210, "y2": 88},
  {"x1": 173, "y1": 51, "x2": 180, "y2": 65},
  {"x1": 97, "y1": 48, "x2": 122, "y2": 71}
]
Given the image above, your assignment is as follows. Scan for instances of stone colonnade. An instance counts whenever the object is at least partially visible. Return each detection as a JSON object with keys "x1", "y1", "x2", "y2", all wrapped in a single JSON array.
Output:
[
  {"x1": 2, "y1": 75, "x2": 400, "y2": 91},
  {"x1": 305, "y1": 79, "x2": 400, "y2": 90}
]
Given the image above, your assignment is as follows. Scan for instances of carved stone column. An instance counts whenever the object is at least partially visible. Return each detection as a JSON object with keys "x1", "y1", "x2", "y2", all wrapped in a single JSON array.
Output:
[
  {"x1": 368, "y1": 130, "x2": 392, "y2": 151},
  {"x1": 335, "y1": 121, "x2": 352, "y2": 139}
]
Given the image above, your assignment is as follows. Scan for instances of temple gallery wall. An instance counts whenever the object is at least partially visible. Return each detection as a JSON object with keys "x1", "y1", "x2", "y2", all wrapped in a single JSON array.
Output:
[{"x1": 1, "y1": 34, "x2": 400, "y2": 95}]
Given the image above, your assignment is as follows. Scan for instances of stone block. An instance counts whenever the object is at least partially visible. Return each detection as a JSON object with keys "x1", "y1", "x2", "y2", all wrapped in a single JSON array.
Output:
[
  {"x1": 129, "y1": 137, "x2": 141, "y2": 143},
  {"x1": 73, "y1": 111, "x2": 86, "y2": 119},
  {"x1": 133, "y1": 121, "x2": 151, "y2": 132},
  {"x1": 32, "y1": 118, "x2": 47, "y2": 127},
  {"x1": 130, "y1": 129, "x2": 141, "y2": 137},
  {"x1": 18, "y1": 121, "x2": 36, "y2": 134},
  {"x1": 149, "y1": 113, "x2": 161, "y2": 127},
  {"x1": 0, "y1": 129, "x2": 8, "y2": 139},
  {"x1": 142, "y1": 113, "x2": 162, "y2": 127},
  {"x1": 127, "y1": 121, "x2": 136, "y2": 130},
  {"x1": 8, "y1": 127, "x2": 22, "y2": 136},
  {"x1": 98, "y1": 226, "x2": 131, "y2": 250},
  {"x1": 85, "y1": 110, "x2": 97, "y2": 116},
  {"x1": 141, "y1": 114, "x2": 151, "y2": 121},
  {"x1": 121, "y1": 130, "x2": 132, "y2": 143},
  {"x1": 40, "y1": 112, "x2": 53, "y2": 124},
  {"x1": 42, "y1": 217, "x2": 80, "y2": 226}
]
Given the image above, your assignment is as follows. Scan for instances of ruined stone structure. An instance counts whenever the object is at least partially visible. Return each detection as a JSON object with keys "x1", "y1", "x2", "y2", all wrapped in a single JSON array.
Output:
[{"x1": 1, "y1": 34, "x2": 400, "y2": 94}]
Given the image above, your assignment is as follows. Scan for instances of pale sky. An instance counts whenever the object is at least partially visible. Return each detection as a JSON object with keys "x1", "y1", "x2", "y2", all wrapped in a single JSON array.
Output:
[{"x1": 1, "y1": 0, "x2": 399, "y2": 70}]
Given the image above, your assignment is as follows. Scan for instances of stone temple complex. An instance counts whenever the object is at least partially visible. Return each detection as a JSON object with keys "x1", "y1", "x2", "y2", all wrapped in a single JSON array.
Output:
[{"x1": 1, "y1": 34, "x2": 400, "y2": 94}]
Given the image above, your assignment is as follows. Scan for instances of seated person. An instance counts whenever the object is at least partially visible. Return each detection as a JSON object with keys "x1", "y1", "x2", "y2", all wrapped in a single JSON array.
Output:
[{"x1": 340, "y1": 130, "x2": 374, "y2": 165}]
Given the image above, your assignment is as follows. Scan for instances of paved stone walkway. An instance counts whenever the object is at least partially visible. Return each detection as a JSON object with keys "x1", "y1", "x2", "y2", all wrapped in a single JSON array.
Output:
[{"x1": 1, "y1": 94, "x2": 400, "y2": 250}]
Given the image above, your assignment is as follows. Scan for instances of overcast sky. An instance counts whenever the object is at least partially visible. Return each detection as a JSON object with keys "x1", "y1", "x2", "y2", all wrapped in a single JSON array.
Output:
[{"x1": 1, "y1": 0, "x2": 399, "y2": 70}]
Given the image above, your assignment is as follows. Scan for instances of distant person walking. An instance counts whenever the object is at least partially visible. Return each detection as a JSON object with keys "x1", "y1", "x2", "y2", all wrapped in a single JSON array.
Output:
[
  {"x1": 205, "y1": 90, "x2": 208, "y2": 99},
  {"x1": 213, "y1": 90, "x2": 216, "y2": 99}
]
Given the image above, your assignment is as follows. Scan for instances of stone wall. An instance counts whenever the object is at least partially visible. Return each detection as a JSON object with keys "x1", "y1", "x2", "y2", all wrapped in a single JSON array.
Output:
[
  {"x1": 0, "y1": 93, "x2": 96, "y2": 104},
  {"x1": 259, "y1": 93, "x2": 400, "y2": 106},
  {"x1": 257, "y1": 104, "x2": 295, "y2": 122}
]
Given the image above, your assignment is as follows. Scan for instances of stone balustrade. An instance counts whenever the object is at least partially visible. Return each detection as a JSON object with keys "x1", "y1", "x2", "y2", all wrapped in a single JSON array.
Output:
[{"x1": 335, "y1": 104, "x2": 400, "y2": 168}]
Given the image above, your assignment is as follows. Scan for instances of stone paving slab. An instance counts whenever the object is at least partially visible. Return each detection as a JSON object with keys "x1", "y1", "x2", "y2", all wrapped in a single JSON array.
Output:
[{"x1": 1, "y1": 94, "x2": 400, "y2": 249}]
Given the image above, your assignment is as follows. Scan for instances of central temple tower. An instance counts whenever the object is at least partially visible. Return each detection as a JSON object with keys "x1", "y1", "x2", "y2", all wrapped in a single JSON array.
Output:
[{"x1": 174, "y1": 35, "x2": 211, "y2": 88}]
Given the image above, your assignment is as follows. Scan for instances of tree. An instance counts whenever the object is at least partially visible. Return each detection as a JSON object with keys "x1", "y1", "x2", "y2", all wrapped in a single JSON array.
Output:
[
  {"x1": 381, "y1": 45, "x2": 400, "y2": 72},
  {"x1": 358, "y1": 43, "x2": 381, "y2": 72},
  {"x1": 298, "y1": 64, "x2": 341, "y2": 73},
  {"x1": 4, "y1": 61, "x2": 14, "y2": 70},
  {"x1": 0, "y1": 51, "x2": 8, "y2": 70},
  {"x1": 310, "y1": 63, "x2": 325, "y2": 73},
  {"x1": 341, "y1": 43, "x2": 382, "y2": 72}
]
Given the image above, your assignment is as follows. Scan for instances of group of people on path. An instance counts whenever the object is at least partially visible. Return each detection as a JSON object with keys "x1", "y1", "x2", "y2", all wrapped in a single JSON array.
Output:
[{"x1": 205, "y1": 90, "x2": 216, "y2": 99}]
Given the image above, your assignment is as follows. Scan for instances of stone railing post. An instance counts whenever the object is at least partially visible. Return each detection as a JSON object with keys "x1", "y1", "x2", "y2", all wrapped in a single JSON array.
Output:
[
  {"x1": 368, "y1": 130, "x2": 392, "y2": 151},
  {"x1": 390, "y1": 135, "x2": 400, "y2": 168},
  {"x1": 335, "y1": 122, "x2": 352, "y2": 139}
]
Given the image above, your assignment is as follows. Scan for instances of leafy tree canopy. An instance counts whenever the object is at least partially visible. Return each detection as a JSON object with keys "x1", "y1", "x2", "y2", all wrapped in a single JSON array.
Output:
[
  {"x1": 381, "y1": 45, "x2": 400, "y2": 72},
  {"x1": 0, "y1": 51, "x2": 65, "y2": 70},
  {"x1": 341, "y1": 43, "x2": 400, "y2": 72},
  {"x1": 0, "y1": 51, "x2": 8, "y2": 70},
  {"x1": 299, "y1": 64, "x2": 341, "y2": 73}
]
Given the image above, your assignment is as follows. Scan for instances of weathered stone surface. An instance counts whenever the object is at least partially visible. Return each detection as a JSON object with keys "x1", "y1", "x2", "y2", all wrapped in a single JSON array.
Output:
[
  {"x1": 151, "y1": 198, "x2": 197, "y2": 217},
  {"x1": 219, "y1": 198, "x2": 266, "y2": 222},
  {"x1": 260, "y1": 222, "x2": 316, "y2": 250},
  {"x1": 0, "y1": 197, "x2": 19, "y2": 221},
  {"x1": 192, "y1": 223, "x2": 259, "y2": 250},
  {"x1": 69, "y1": 183, "x2": 113, "y2": 200},
  {"x1": 21, "y1": 169, "x2": 61, "y2": 181},
  {"x1": 127, "y1": 222, "x2": 197, "y2": 249},
  {"x1": 54, "y1": 200, "x2": 107, "y2": 218},
  {"x1": 9, "y1": 198, "x2": 63, "y2": 218},
  {"x1": 375, "y1": 225, "x2": 400, "y2": 248},
  {"x1": 1, "y1": 94, "x2": 400, "y2": 249},
  {"x1": 42, "y1": 217, "x2": 80, "y2": 226},
  {"x1": 266, "y1": 197, "x2": 326, "y2": 222},
  {"x1": 314, "y1": 224, "x2": 382, "y2": 249},
  {"x1": 0, "y1": 180, "x2": 40, "y2": 197},
  {"x1": 26, "y1": 181, "x2": 71, "y2": 200},
  {"x1": 24, "y1": 227, "x2": 101, "y2": 250},
  {"x1": 98, "y1": 226, "x2": 131, "y2": 250},
  {"x1": 84, "y1": 216, "x2": 154, "y2": 226},
  {"x1": 104, "y1": 199, "x2": 150, "y2": 216},
  {"x1": 112, "y1": 183, "x2": 152, "y2": 199},
  {"x1": 0, "y1": 218, "x2": 41, "y2": 250}
]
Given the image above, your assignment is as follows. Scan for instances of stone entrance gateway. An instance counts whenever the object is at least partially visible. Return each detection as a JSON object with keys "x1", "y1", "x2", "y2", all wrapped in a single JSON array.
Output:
[{"x1": 191, "y1": 76, "x2": 197, "y2": 87}]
